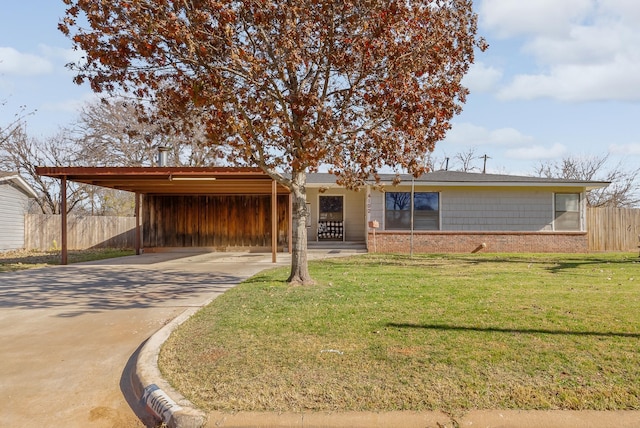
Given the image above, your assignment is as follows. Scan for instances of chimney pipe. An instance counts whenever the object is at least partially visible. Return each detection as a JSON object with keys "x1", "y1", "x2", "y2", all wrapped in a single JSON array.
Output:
[{"x1": 157, "y1": 146, "x2": 169, "y2": 167}]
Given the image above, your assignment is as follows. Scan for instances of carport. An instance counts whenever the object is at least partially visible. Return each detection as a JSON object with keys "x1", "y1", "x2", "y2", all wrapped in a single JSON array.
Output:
[{"x1": 36, "y1": 166, "x2": 291, "y2": 264}]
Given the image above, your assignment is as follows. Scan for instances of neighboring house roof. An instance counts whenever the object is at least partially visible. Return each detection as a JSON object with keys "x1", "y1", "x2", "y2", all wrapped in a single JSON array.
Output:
[
  {"x1": 306, "y1": 170, "x2": 610, "y2": 190},
  {"x1": 0, "y1": 171, "x2": 38, "y2": 198}
]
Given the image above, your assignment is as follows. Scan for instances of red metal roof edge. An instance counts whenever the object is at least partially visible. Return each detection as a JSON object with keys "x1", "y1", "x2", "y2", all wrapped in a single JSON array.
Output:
[{"x1": 35, "y1": 166, "x2": 267, "y2": 176}]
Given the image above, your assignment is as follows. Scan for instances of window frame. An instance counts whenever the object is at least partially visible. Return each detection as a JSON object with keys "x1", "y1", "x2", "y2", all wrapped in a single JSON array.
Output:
[
  {"x1": 553, "y1": 192, "x2": 582, "y2": 231},
  {"x1": 384, "y1": 191, "x2": 440, "y2": 231}
]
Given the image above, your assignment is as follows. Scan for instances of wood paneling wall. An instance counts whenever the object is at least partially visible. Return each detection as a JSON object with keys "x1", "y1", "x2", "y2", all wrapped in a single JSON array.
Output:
[{"x1": 143, "y1": 195, "x2": 289, "y2": 249}]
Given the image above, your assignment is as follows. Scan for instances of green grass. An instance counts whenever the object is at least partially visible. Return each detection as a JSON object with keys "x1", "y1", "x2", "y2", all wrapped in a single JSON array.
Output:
[
  {"x1": 159, "y1": 253, "x2": 640, "y2": 413},
  {"x1": 0, "y1": 248, "x2": 135, "y2": 272}
]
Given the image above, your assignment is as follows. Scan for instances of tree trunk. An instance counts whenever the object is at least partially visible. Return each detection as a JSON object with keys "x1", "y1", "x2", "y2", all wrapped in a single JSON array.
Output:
[{"x1": 287, "y1": 170, "x2": 315, "y2": 285}]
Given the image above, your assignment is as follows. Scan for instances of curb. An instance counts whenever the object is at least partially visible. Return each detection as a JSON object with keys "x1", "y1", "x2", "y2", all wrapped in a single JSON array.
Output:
[
  {"x1": 130, "y1": 304, "x2": 640, "y2": 428},
  {"x1": 127, "y1": 252, "x2": 640, "y2": 428},
  {"x1": 131, "y1": 302, "x2": 213, "y2": 428}
]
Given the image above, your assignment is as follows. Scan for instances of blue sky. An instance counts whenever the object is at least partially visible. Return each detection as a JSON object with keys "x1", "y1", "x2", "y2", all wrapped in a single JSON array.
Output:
[{"x1": 2, "y1": 0, "x2": 640, "y2": 176}]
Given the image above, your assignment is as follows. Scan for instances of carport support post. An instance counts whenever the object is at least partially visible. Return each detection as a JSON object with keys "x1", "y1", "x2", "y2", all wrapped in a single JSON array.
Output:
[
  {"x1": 272, "y1": 179, "x2": 277, "y2": 263},
  {"x1": 288, "y1": 193, "x2": 293, "y2": 254},
  {"x1": 61, "y1": 176, "x2": 68, "y2": 265},
  {"x1": 135, "y1": 192, "x2": 141, "y2": 255}
]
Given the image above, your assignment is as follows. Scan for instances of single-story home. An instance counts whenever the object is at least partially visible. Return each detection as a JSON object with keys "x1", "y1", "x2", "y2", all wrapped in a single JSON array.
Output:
[
  {"x1": 306, "y1": 170, "x2": 609, "y2": 253},
  {"x1": 35, "y1": 167, "x2": 609, "y2": 261},
  {"x1": 0, "y1": 171, "x2": 38, "y2": 252}
]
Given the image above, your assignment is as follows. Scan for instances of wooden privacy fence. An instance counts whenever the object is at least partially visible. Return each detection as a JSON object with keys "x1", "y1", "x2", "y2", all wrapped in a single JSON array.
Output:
[
  {"x1": 587, "y1": 207, "x2": 640, "y2": 252},
  {"x1": 25, "y1": 214, "x2": 136, "y2": 251}
]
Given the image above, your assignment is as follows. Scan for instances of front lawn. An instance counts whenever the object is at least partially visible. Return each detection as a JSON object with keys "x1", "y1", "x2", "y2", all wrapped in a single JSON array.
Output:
[{"x1": 159, "y1": 253, "x2": 640, "y2": 413}]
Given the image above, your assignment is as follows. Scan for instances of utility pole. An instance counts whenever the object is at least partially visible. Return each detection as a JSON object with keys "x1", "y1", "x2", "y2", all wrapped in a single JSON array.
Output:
[{"x1": 482, "y1": 154, "x2": 491, "y2": 174}]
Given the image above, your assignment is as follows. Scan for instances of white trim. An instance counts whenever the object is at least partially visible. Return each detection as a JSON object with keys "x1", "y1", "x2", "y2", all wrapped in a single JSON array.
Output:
[
  {"x1": 0, "y1": 174, "x2": 38, "y2": 199},
  {"x1": 552, "y1": 192, "x2": 556, "y2": 232},
  {"x1": 553, "y1": 192, "x2": 582, "y2": 232},
  {"x1": 305, "y1": 180, "x2": 609, "y2": 190}
]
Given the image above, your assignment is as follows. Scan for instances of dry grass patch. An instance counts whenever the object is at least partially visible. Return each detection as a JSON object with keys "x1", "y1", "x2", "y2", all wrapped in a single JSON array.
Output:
[
  {"x1": 159, "y1": 253, "x2": 640, "y2": 413},
  {"x1": 0, "y1": 248, "x2": 134, "y2": 272}
]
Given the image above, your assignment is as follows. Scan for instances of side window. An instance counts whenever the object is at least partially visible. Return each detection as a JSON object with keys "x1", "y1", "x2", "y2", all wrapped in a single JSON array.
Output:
[
  {"x1": 555, "y1": 193, "x2": 580, "y2": 231},
  {"x1": 384, "y1": 192, "x2": 439, "y2": 230}
]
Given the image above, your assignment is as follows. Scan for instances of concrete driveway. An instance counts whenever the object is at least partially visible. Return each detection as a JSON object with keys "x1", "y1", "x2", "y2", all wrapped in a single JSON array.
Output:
[{"x1": 0, "y1": 251, "x2": 288, "y2": 428}]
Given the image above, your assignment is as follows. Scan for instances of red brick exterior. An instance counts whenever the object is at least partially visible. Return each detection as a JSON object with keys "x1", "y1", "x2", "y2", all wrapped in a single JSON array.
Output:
[{"x1": 368, "y1": 231, "x2": 589, "y2": 253}]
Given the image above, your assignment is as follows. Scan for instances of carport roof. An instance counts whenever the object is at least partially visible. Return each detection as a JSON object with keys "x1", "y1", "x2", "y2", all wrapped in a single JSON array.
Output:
[{"x1": 35, "y1": 166, "x2": 290, "y2": 195}]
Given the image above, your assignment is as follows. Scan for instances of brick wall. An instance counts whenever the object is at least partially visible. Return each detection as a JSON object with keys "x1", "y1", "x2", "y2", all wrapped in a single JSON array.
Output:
[{"x1": 368, "y1": 231, "x2": 589, "y2": 253}]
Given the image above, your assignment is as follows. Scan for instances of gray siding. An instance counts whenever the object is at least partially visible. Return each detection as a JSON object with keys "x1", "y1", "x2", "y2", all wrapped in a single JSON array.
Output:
[
  {"x1": 0, "y1": 183, "x2": 29, "y2": 251},
  {"x1": 369, "y1": 190, "x2": 385, "y2": 228},
  {"x1": 370, "y1": 187, "x2": 557, "y2": 232}
]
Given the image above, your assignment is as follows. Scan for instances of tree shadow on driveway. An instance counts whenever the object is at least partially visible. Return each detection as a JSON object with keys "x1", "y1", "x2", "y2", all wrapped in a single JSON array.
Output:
[{"x1": 0, "y1": 263, "x2": 243, "y2": 317}]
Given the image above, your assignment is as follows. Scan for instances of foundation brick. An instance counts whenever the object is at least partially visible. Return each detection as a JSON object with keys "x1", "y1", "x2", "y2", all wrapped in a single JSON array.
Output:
[{"x1": 368, "y1": 232, "x2": 588, "y2": 254}]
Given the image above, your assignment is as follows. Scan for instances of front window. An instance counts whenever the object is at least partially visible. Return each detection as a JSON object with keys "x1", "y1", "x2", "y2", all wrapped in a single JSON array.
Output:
[
  {"x1": 555, "y1": 193, "x2": 580, "y2": 231},
  {"x1": 385, "y1": 192, "x2": 439, "y2": 230},
  {"x1": 319, "y1": 195, "x2": 343, "y2": 221}
]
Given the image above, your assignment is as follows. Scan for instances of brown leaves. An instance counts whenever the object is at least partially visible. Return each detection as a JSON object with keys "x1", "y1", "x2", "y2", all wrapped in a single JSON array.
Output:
[{"x1": 61, "y1": 0, "x2": 485, "y2": 188}]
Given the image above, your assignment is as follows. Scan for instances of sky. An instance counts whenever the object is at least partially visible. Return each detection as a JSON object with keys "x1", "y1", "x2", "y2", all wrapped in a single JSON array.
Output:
[{"x1": 1, "y1": 0, "x2": 640, "y2": 176}]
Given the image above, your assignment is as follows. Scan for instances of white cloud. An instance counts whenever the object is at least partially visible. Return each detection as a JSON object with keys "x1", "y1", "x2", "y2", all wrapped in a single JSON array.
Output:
[
  {"x1": 0, "y1": 47, "x2": 53, "y2": 76},
  {"x1": 38, "y1": 44, "x2": 84, "y2": 65},
  {"x1": 445, "y1": 122, "x2": 534, "y2": 146},
  {"x1": 599, "y1": 0, "x2": 640, "y2": 25},
  {"x1": 497, "y1": 57, "x2": 640, "y2": 102},
  {"x1": 463, "y1": 62, "x2": 503, "y2": 93},
  {"x1": 523, "y1": 23, "x2": 636, "y2": 66},
  {"x1": 505, "y1": 143, "x2": 567, "y2": 160},
  {"x1": 480, "y1": 0, "x2": 640, "y2": 102},
  {"x1": 41, "y1": 91, "x2": 100, "y2": 113},
  {"x1": 479, "y1": 0, "x2": 592, "y2": 38},
  {"x1": 609, "y1": 142, "x2": 640, "y2": 156}
]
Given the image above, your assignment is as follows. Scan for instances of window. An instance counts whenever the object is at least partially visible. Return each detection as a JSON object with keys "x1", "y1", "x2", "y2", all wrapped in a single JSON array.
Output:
[
  {"x1": 414, "y1": 192, "x2": 439, "y2": 230},
  {"x1": 319, "y1": 195, "x2": 343, "y2": 221},
  {"x1": 555, "y1": 193, "x2": 580, "y2": 231},
  {"x1": 385, "y1": 192, "x2": 439, "y2": 230}
]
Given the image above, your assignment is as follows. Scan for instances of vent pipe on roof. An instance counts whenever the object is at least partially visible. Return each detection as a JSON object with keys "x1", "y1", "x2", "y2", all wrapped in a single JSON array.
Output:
[{"x1": 157, "y1": 146, "x2": 170, "y2": 167}]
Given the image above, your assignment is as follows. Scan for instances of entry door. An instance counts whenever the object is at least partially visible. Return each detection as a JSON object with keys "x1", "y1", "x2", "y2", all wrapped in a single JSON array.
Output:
[{"x1": 318, "y1": 195, "x2": 344, "y2": 240}]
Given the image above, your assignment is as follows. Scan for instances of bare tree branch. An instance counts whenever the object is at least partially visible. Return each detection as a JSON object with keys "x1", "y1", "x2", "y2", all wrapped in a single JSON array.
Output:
[{"x1": 535, "y1": 154, "x2": 640, "y2": 208}]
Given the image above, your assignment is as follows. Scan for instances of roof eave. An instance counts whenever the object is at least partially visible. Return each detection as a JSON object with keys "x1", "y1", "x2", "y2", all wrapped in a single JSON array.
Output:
[{"x1": 0, "y1": 174, "x2": 39, "y2": 198}]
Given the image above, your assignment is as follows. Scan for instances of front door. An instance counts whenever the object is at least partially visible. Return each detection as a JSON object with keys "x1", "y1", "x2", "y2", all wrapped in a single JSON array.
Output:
[{"x1": 318, "y1": 195, "x2": 344, "y2": 240}]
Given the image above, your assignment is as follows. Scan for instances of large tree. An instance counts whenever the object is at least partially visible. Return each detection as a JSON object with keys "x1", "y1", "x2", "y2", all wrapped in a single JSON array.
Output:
[
  {"x1": 61, "y1": 0, "x2": 486, "y2": 284},
  {"x1": 73, "y1": 99, "x2": 227, "y2": 167}
]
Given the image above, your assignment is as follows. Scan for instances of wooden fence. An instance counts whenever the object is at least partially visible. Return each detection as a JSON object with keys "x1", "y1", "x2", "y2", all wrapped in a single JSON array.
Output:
[
  {"x1": 25, "y1": 214, "x2": 136, "y2": 251},
  {"x1": 587, "y1": 207, "x2": 640, "y2": 252},
  {"x1": 22, "y1": 208, "x2": 640, "y2": 253}
]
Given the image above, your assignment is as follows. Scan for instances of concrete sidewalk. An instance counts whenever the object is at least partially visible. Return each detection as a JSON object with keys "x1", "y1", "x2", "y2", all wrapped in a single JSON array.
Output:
[{"x1": 129, "y1": 251, "x2": 640, "y2": 428}]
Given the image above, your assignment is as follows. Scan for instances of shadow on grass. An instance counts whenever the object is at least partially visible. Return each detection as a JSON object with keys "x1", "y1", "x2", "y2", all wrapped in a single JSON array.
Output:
[
  {"x1": 357, "y1": 253, "x2": 640, "y2": 274},
  {"x1": 387, "y1": 322, "x2": 640, "y2": 339}
]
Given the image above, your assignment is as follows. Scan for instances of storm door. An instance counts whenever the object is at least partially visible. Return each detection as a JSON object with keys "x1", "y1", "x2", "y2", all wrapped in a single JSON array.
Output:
[{"x1": 317, "y1": 195, "x2": 344, "y2": 240}]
